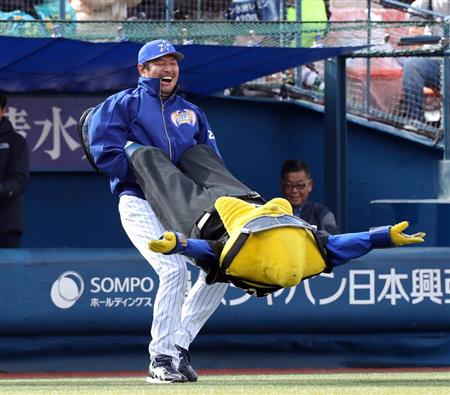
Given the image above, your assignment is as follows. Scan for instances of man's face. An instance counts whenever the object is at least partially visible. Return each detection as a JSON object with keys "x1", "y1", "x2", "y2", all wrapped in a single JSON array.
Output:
[
  {"x1": 0, "y1": 106, "x2": 5, "y2": 118},
  {"x1": 138, "y1": 54, "x2": 179, "y2": 97},
  {"x1": 281, "y1": 170, "x2": 313, "y2": 207}
]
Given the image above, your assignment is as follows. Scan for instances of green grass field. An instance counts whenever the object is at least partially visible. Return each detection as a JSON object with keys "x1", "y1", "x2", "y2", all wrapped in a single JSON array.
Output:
[{"x1": 1, "y1": 371, "x2": 449, "y2": 395}]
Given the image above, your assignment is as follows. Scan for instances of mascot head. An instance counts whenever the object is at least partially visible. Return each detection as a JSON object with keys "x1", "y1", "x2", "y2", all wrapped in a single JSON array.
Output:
[{"x1": 215, "y1": 197, "x2": 327, "y2": 290}]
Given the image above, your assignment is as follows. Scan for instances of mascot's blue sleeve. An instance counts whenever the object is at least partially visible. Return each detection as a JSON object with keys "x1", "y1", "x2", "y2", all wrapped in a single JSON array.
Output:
[
  {"x1": 326, "y1": 226, "x2": 392, "y2": 267},
  {"x1": 183, "y1": 239, "x2": 217, "y2": 261},
  {"x1": 180, "y1": 226, "x2": 392, "y2": 267}
]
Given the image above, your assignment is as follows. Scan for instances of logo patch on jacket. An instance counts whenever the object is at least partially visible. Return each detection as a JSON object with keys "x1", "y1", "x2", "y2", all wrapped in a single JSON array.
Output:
[{"x1": 171, "y1": 109, "x2": 197, "y2": 127}]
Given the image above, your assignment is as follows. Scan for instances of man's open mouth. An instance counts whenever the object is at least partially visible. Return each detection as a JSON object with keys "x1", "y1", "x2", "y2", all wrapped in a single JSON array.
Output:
[{"x1": 161, "y1": 76, "x2": 173, "y2": 85}]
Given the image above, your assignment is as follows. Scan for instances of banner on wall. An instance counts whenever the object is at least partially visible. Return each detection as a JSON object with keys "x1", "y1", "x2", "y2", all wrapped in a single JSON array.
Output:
[
  {"x1": 6, "y1": 95, "x2": 106, "y2": 171},
  {"x1": 0, "y1": 248, "x2": 449, "y2": 335}
]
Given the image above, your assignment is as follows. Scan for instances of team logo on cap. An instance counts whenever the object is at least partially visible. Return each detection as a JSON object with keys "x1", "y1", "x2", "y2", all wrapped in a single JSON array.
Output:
[
  {"x1": 171, "y1": 109, "x2": 197, "y2": 127},
  {"x1": 159, "y1": 40, "x2": 171, "y2": 53}
]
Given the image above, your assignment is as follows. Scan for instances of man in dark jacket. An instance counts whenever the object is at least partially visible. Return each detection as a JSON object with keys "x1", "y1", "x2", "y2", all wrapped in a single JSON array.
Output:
[
  {"x1": 280, "y1": 159, "x2": 338, "y2": 236},
  {"x1": 0, "y1": 93, "x2": 29, "y2": 247}
]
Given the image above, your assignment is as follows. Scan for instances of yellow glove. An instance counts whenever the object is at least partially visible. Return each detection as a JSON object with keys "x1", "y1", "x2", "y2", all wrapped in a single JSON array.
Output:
[
  {"x1": 390, "y1": 221, "x2": 426, "y2": 246},
  {"x1": 148, "y1": 231, "x2": 187, "y2": 254}
]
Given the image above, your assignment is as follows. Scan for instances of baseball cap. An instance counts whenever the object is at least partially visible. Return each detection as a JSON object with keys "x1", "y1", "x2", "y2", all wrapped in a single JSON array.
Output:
[{"x1": 138, "y1": 39, "x2": 184, "y2": 64}]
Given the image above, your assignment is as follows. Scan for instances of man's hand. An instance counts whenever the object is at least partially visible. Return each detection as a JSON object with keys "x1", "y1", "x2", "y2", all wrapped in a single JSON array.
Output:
[
  {"x1": 148, "y1": 231, "x2": 187, "y2": 254},
  {"x1": 390, "y1": 221, "x2": 426, "y2": 246},
  {"x1": 0, "y1": 182, "x2": 13, "y2": 199}
]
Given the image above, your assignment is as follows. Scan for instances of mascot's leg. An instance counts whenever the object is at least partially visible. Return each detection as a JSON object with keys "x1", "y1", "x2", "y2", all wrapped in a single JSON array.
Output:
[
  {"x1": 178, "y1": 144, "x2": 264, "y2": 239},
  {"x1": 178, "y1": 145, "x2": 254, "y2": 194},
  {"x1": 129, "y1": 146, "x2": 215, "y2": 236},
  {"x1": 129, "y1": 144, "x2": 263, "y2": 239}
]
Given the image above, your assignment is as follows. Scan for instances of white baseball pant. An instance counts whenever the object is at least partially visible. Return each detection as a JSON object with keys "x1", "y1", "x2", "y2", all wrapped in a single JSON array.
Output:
[{"x1": 119, "y1": 194, "x2": 228, "y2": 363}]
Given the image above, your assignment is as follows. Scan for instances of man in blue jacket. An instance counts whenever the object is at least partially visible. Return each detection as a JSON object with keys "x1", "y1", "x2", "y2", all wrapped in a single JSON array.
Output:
[{"x1": 88, "y1": 39, "x2": 228, "y2": 384}]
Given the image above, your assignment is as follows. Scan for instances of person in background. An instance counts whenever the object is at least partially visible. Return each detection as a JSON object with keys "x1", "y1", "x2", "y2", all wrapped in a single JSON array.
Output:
[
  {"x1": 257, "y1": 0, "x2": 280, "y2": 21},
  {"x1": 68, "y1": 0, "x2": 141, "y2": 39},
  {"x1": 35, "y1": 0, "x2": 76, "y2": 20},
  {"x1": 225, "y1": 0, "x2": 279, "y2": 22},
  {"x1": 0, "y1": 93, "x2": 29, "y2": 248},
  {"x1": 0, "y1": 0, "x2": 76, "y2": 20},
  {"x1": 127, "y1": 0, "x2": 165, "y2": 20},
  {"x1": 225, "y1": 0, "x2": 259, "y2": 21},
  {"x1": 280, "y1": 159, "x2": 338, "y2": 236},
  {"x1": 69, "y1": 0, "x2": 141, "y2": 21},
  {"x1": 0, "y1": 0, "x2": 42, "y2": 18},
  {"x1": 286, "y1": 0, "x2": 329, "y2": 47},
  {"x1": 286, "y1": 0, "x2": 329, "y2": 91},
  {"x1": 402, "y1": 0, "x2": 450, "y2": 127}
]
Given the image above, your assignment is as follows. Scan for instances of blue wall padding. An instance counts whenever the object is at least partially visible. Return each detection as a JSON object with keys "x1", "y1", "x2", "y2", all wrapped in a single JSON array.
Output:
[
  {"x1": 1, "y1": 247, "x2": 449, "y2": 371},
  {"x1": 22, "y1": 95, "x2": 442, "y2": 248},
  {"x1": 1, "y1": 247, "x2": 449, "y2": 336},
  {"x1": 371, "y1": 200, "x2": 450, "y2": 246},
  {"x1": 1, "y1": 332, "x2": 449, "y2": 371}
]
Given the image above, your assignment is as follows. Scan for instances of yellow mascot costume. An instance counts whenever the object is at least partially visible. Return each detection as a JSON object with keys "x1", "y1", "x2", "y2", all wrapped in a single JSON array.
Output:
[
  {"x1": 149, "y1": 196, "x2": 425, "y2": 297},
  {"x1": 215, "y1": 196, "x2": 329, "y2": 290}
]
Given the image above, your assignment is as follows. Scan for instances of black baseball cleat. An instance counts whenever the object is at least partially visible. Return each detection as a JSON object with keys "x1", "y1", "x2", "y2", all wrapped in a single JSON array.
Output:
[
  {"x1": 176, "y1": 345, "x2": 198, "y2": 382},
  {"x1": 146, "y1": 355, "x2": 188, "y2": 384}
]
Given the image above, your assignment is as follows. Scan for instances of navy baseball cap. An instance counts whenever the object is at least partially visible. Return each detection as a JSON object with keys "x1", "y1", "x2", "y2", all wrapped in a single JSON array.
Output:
[{"x1": 138, "y1": 39, "x2": 184, "y2": 64}]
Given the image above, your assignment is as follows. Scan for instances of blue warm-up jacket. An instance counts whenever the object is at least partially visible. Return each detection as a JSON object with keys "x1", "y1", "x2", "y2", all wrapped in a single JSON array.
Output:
[{"x1": 88, "y1": 77, "x2": 220, "y2": 198}]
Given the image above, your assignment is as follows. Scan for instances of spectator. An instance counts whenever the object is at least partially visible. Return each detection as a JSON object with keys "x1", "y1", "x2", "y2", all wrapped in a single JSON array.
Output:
[
  {"x1": 130, "y1": 0, "x2": 225, "y2": 21},
  {"x1": 0, "y1": 93, "x2": 29, "y2": 248},
  {"x1": 285, "y1": 0, "x2": 329, "y2": 92},
  {"x1": 0, "y1": 0, "x2": 42, "y2": 19},
  {"x1": 280, "y1": 159, "x2": 338, "y2": 236},
  {"x1": 402, "y1": 0, "x2": 450, "y2": 126},
  {"x1": 128, "y1": 0, "x2": 166, "y2": 20},
  {"x1": 69, "y1": 0, "x2": 141, "y2": 21},
  {"x1": 225, "y1": 0, "x2": 279, "y2": 22},
  {"x1": 35, "y1": 0, "x2": 76, "y2": 20},
  {"x1": 0, "y1": 1, "x2": 76, "y2": 20},
  {"x1": 0, "y1": 0, "x2": 41, "y2": 24},
  {"x1": 69, "y1": 0, "x2": 141, "y2": 38},
  {"x1": 70, "y1": 0, "x2": 141, "y2": 21},
  {"x1": 286, "y1": 0, "x2": 329, "y2": 47},
  {"x1": 257, "y1": 0, "x2": 279, "y2": 21},
  {"x1": 225, "y1": 0, "x2": 259, "y2": 21}
]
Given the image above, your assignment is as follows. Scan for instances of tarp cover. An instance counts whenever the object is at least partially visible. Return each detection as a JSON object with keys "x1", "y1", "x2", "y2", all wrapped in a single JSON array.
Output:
[{"x1": 0, "y1": 36, "x2": 364, "y2": 94}]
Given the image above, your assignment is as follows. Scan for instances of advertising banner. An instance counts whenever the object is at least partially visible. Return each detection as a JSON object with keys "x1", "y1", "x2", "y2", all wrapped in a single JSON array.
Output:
[
  {"x1": 1, "y1": 247, "x2": 449, "y2": 335},
  {"x1": 6, "y1": 94, "x2": 106, "y2": 171}
]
